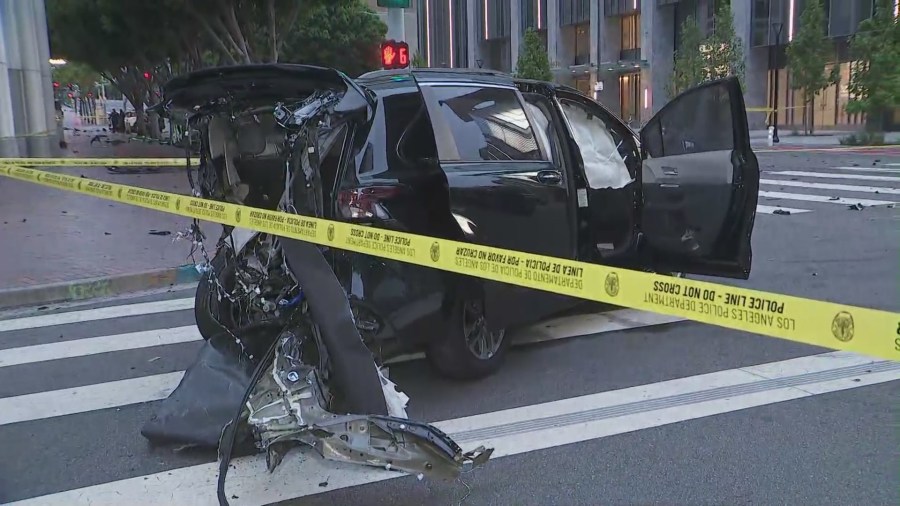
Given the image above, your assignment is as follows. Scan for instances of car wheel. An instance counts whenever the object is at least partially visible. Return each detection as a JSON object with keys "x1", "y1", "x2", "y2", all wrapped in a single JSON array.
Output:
[
  {"x1": 426, "y1": 295, "x2": 510, "y2": 381},
  {"x1": 194, "y1": 252, "x2": 236, "y2": 340}
]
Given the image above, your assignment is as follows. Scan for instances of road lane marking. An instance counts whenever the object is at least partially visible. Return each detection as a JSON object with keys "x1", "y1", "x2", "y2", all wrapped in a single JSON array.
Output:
[
  {"x1": 0, "y1": 298, "x2": 194, "y2": 333},
  {"x1": 0, "y1": 307, "x2": 684, "y2": 369},
  {"x1": 832, "y1": 166, "x2": 900, "y2": 173},
  {"x1": 760, "y1": 178, "x2": 900, "y2": 195},
  {"x1": 8, "y1": 351, "x2": 896, "y2": 506},
  {"x1": 0, "y1": 372, "x2": 184, "y2": 426},
  {"x1": 758, "y1": 190, "x2": 896, "y2": 207},
  {"x1": 768, "y1": 171, "x2": 900, "y2": 183},
  {"x1": 0, "y1": 326, "x2": 200, "y2": 368},
  {"x1": 756, "y1": 204, "x2": 811, "y2": 215}
]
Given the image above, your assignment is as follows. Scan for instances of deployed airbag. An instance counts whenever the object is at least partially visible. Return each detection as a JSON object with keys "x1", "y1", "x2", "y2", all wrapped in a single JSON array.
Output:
[{"x1": 560, "y1": 101, "x2": 633, "y2": 190}]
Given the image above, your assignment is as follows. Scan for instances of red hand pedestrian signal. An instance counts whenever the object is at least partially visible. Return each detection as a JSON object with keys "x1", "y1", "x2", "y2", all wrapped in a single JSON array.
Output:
[
  {"x1": 382, "y1": 44, "x2": 396, "y2": 67},
  {"x1": 143, "y1": 72, "x2": 152, "y2": 80},
  {"x1": 380, "y1": 40, "x2": 410, "y2": 70}
]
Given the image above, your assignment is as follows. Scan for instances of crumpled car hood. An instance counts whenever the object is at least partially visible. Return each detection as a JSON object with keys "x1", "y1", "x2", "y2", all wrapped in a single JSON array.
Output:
[{"x1": 152, "y1": 63, "x2": 373, "y2": 119}]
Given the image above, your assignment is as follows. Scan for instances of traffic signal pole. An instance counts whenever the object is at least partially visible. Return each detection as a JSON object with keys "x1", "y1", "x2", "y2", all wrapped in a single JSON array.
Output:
[{"x1": 386, "y1": 7, "x2": 405, "y2": 42}]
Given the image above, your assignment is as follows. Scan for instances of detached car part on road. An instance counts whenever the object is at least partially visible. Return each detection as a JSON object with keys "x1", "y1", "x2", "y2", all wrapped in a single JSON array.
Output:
[{"x1": 142, "y1": 64, "x2": 759, "y2": 501}]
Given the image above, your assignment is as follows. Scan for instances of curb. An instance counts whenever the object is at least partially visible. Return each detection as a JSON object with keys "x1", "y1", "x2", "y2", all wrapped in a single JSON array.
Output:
[{"x1": 0, "y1": 264, "x2": 202, "y2": 311}]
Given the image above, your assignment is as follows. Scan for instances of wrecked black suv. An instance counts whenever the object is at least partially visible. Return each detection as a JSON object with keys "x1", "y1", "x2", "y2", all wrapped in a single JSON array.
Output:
[{"x1": 160, "y1": 64, "x2": 759, "y2": 381}]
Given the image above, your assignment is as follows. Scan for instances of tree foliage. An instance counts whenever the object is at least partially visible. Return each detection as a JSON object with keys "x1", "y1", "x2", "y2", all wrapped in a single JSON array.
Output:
[
  {"x1": 669, "y1": 16, "x2": 707, "y2": 97},
  {"x1": 704, "y1": 2, "x2": 745, "y2": 86},
  {"x1": 46, "y1": 0, "x2": 387, "y2": 136},
  {"x1": 847, "y1": 0, "x2": 900, "y2": 132},
  {"x1": 786, "y1": 0, "x2": 838, "y2": 135},
  {"x1": 669, "y1": 3, "x2": 745, "y2": 99},
  {"x1": 515, "y1": 28, "x2": 552, "y2": 81},
  {"x1": 281, "y1": 1, "x2": 387, "y2": 77}
]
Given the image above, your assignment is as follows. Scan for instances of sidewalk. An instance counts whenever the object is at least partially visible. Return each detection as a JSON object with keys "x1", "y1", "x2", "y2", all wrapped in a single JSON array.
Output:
[
  {"x1": 0, "y1": 127, "x2": 220, "y2": 307},
  {"x1": 749, "y1": 129, "x2": 900, "y2": 149}
]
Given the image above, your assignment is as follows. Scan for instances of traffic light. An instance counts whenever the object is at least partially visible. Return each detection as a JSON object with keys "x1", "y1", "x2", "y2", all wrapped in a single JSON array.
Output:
[
  {"x1": 380, "y1": 40, "x2": 410, "y2": 70},
  {"x1": 52, "y1": 81, "x2": 59, "y2": 89},
  {"x1": 143, "y1": 71, "x2": 152, "y2": 80}
]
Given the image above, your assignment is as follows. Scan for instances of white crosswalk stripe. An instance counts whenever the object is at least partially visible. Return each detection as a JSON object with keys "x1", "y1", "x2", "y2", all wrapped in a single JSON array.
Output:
[
  {"x1": 0, "y1": 286, "x2": 896, "y2": 504},
  {"x1": 757, "y1": 165, "x2": 900, "y2": 215}
]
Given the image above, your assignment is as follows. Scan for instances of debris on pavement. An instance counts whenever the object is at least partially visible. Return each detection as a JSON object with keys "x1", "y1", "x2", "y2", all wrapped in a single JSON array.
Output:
[
  {"x1": 772, "y1": 209, "x2": 791, "y2": 215},
  {"x1": 828, "y1": 196, "x2": 840, "y2": 201},
  {"x1": 148, "y1": 230, "x2": 172, "y2": 236},
  {"x1": 848, "y1": 203, "x2": 865, "y2": 211}
]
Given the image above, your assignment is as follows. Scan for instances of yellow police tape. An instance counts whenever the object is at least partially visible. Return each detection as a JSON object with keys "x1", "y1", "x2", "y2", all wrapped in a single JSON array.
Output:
[
  {"x1": 0, "y1": 158, "x2": 191, "y2": 167},
  {"x1": 1, "y1": 163, "x2": 898, "y2": 362}
]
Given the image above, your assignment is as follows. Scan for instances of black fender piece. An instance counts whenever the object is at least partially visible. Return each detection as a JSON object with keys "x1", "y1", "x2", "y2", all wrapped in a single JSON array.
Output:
[
  {"x1": 140, "y1": 322, "x2": 280, "y2": 449},
  {"x1": 279, "y1": 237, "x2": 388, "y2": 416}
]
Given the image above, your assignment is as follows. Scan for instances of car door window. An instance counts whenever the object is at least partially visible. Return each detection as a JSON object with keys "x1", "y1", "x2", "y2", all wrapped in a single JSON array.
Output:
[
  {"x1": 642, "y1": 83, "x2": 734, "y2": 158},
  {"x1": 558, "y1": 98, "x2": 634, "y2": 190},
  {"x1": 427, "y1": 86, "x2": 544, "y2": 162},
  {"x1": 521, "y1": 93, "x2": 563, "y2": 166}
]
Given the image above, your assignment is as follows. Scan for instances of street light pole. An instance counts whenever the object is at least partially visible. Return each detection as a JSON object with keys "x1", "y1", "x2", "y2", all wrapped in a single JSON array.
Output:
[{"x1": 771, "y1": 22, "x2": 783, "y2": 144}]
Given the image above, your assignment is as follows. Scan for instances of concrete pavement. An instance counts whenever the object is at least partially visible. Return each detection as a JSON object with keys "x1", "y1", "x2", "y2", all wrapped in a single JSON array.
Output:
[
  {"x1": 0, "y1": 124, "x2": 214, "y2": 307},
  {"x1": 0, "y1": 150, "x2": 897, "y2": 505}
]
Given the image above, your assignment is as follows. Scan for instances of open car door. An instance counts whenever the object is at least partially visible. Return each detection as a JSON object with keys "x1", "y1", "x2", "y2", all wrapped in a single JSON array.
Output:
[{"x1": 639, "y1": 76, "x2": 759, "y2": 279}]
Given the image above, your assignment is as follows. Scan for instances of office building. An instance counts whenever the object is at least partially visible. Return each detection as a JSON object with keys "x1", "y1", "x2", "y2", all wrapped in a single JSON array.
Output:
[{"x1": 413, "y1": 0, "x2": 899, "y2": 130}]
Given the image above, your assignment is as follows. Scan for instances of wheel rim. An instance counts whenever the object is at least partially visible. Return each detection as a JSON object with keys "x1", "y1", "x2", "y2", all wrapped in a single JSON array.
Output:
[{"x1": 463, "y1": 300, "x2": 505, "y2": 360}]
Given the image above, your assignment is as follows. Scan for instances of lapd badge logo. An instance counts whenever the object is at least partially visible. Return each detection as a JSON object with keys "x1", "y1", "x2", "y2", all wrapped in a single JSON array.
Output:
[
  {"x1": 234, "y1": 208, "x2": 242, "y2": 223},
  {"x1": 604, "y1": 272, "x2": 620, "y2": 297},
  {"x1": 831, "y1": 311, "x2": 854, "y2": 342},
  {"x1": 327, "y1": 224, "x2": 335, "y2": 242},
  {"x1": 430, "y1": 241, "x2": 440, "y2": 262}
]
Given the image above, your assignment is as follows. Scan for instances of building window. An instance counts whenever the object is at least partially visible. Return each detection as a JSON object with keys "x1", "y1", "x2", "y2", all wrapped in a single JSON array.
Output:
[
  {"x1": 560, "y1": 0, "x2": 590, "y2": 25},
  {"x1": 574, "y1": 23, "x2": 590, "y2": 65},
  {"x1": 605, "y1": 0, "x2": 641, "y2": 17},
  {"x1": 621, "y1": 14, "x2": 640, "y2": 50},
  {"x1": 521, "y1": 0, "x2": 549, "y2": 31},
  {"x1": 482, "y1": 0, "x2": 511, "y2": 40},
  {"x1": 428, "y1": 86, "x2": 544, "y2": 162}
]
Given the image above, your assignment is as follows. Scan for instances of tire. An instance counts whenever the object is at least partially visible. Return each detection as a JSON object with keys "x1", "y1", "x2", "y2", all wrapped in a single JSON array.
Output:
[
  {"x1": 426, "y1": 294, "x2": 510, "y2": 381},
  {"x1": 194, "y1": 252, "x2": 236, "y2": 340}
]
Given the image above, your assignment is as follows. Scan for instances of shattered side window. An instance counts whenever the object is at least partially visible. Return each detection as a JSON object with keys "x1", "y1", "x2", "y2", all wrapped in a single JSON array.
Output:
[{"x1": 428, "y1": 86, "x2": 544, "y2": 162}]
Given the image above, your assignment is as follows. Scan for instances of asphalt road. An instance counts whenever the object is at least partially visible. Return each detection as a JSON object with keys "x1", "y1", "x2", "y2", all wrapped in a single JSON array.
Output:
[{"x1": 0, "y1": 149, "x2": 898, "y2": 505}]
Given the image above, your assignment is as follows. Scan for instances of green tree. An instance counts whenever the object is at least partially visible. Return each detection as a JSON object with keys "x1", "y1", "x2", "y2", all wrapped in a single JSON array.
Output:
[
  {"x1": 847, "y1": 0, "x2": 900, "y2": 132},
  {"x1": 411, "y1": 51, "x2": 427, "y2": 69},
  {"x1": 52, "y1": 62, "x2": 100, "y2": 92},
  {"x1": 786, "y1": 0, "x2": 838, "y2": 135},
  {"x1": 281, "y1": 0, "x2": 387, "y2": 77},
  {"x1": 704, "y1": 1, "x2": 745, "y2": 86},
  {"x1": 669, "y1": 16, "x2": 707, "y2": 97},
  {"x1": 515, "y1": 28, "x2": 552, "y2": 81},
  {"x1": 669, "y1": 5, "x2": 745, "y2": 101}
]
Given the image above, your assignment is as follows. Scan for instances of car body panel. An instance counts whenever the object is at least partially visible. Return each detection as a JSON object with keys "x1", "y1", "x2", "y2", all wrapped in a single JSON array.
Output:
[
  {"x1": 161, "y1": 66, "x2": 759, "y2": 359},
  {"x1": 638, "y1": 77, "x2": 759, "y2": 278}
]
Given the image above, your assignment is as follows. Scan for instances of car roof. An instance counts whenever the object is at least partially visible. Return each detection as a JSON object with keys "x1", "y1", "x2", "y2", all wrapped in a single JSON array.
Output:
[
  {"x1": 357, "y1": 68, "x2": 518, "y2": 89},
  {"x1": 356, "y1": 68, "x2": 584, "y2": 95}
]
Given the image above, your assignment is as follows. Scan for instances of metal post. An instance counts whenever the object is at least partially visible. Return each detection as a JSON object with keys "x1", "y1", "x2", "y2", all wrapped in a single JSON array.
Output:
[
  {"x1": 386, "y1": 7, "x2": 405, "y2": 42},
  {"x1": 772, "y1": 22, "x2": 783, "y2": 144},
  {"x1": 0, "y1": 5, "x2": 18, "y2": 156}
]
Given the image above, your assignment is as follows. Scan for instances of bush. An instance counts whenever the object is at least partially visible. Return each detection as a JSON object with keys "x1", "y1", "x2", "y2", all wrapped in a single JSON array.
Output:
[{"x1": 839, "y1": 132, "x2": 886, "y2": 146}]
